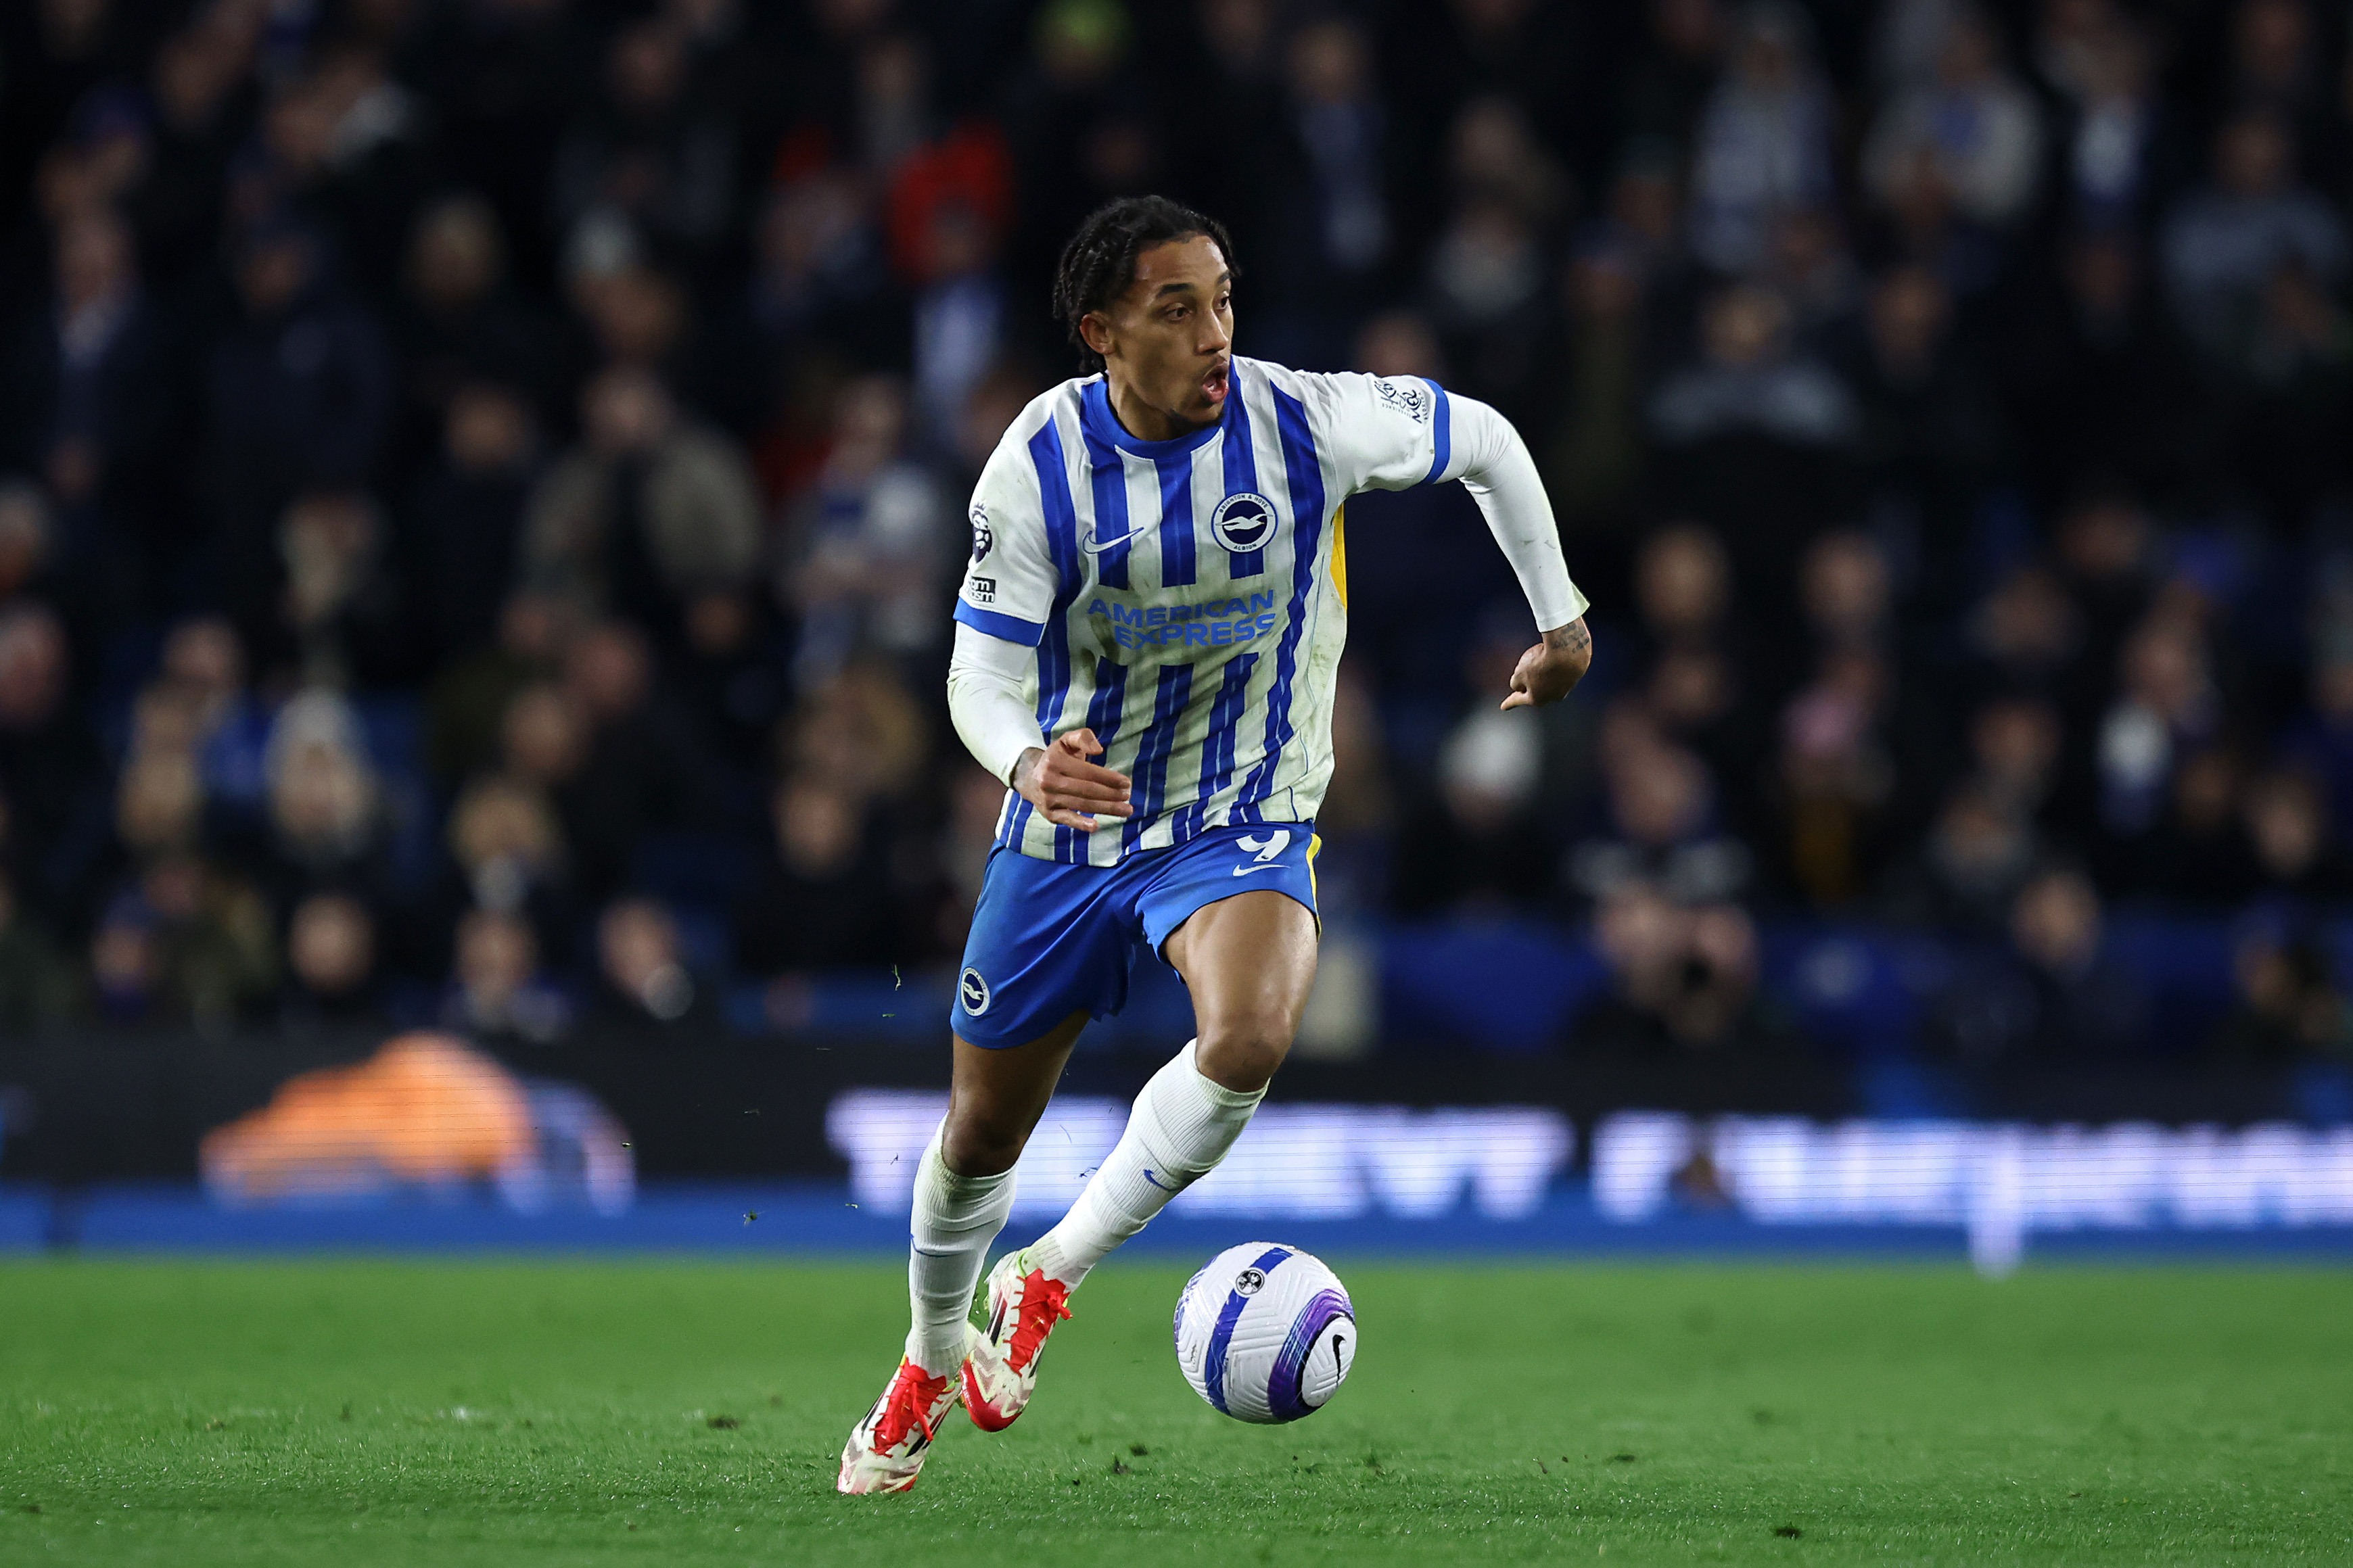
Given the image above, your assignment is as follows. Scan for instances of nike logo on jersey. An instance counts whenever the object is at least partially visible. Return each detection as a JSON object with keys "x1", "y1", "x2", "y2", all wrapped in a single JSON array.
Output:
[
  {"x1": 1231, "y1": 863, "x2": 1280, "y2": 877},
  {"x1": 1080, "y1": 525, "x2": 1152, "y2": 553}
]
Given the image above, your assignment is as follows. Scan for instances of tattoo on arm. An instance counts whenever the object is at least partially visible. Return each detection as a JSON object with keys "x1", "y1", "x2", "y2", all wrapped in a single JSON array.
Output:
[{"x1": 1543, "y1": 620, "x2": 1591, "y2": 657}]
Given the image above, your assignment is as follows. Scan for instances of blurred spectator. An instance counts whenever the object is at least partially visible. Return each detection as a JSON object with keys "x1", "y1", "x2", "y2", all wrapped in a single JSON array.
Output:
[
  {"x1": 1619, "y1": 0, "x2": 1725, "y2": 152},
  {"x1": 0, "y1": 207, "x2": 170, "y2": 616},
  {"x1": 1390, "y1": 705, "x2": 1555, "y2": 916},
  {"x1": 135, "y1": 24, "x2": 253, "y2": 288},
  {"x1": 782, "y1": 376, "x2": 946, "y2": 688},
  {"x1": 1772, "y1": 650, "x2": 1897, "y2": 909},
  {"x1": 555, "y1": 620, "x2": 716, "y2": 902},
  {"x1": 87, "y1": 853, "x2": 277, "y2": 1036},
  {"x1": 1651, "y1": 285, "x2": 1859, "y2": 448},
  {"x1": 748, "y1": 170, "x2": 897, "y2": 366},
  {"x1": 441, "y1": 906, "x2": 570, "y2": 1047},
  {"x1": 396, "y1": 196, "x2": 559, "y2": 466},
  {"x1": 2161, "y1": 114, "x2": 2346, "y2": 360},
  {"x1": 1577, "y1": 885, "x2": 1798, "y2": 1058},
  {"x1": 277, "y1": 491, "x2": 411, "y2": 684},
  {"x1": 908, "y1": 198, "x2": 1008, "y2": 444},
  {"x1": 2282, "y1": 650, "x2": 2353, "y2": 840},
  {"x1": 1879, "y1": 784, "x2": 2039, "y2": 934},
  {"x1": 1928, "y1": 865, "x2": 2150, "y2": 1063},
  {"x1": 1863, "y1": 9, "x2": 2043, "y2": 231},
  {"x1": 252, "y1": 690, "x2": 393, "y2": 913},
  {"x1": 735, "y1": 776, "x2": 902, "y2": 977},
  {"x1": 2097, "y1": 615, "x2": 2218, "y2": 839},
  {"x1": 1687, "y1": 3, "x2": 1836, "y2": 275},
  {"x1": 2005, "y1": 234, "x2": 2212, "y2": 504},
  {"x1": 0, "y1": 870, "x2": 76, "y2": 1036},
  {"x1": 440, "y1": 774, "x2": 576, "y2": 970},
  {"x1": 0, "y1": 604, "x2": 101, "y2": 915},
  {"x1": 2241, "y1": 768, "x2": 2353, "y2": 900},
  {"x1": 155, "y1": 616, "x2": 271, "y2": 816},
  {"x1": 202, "y1": 216, "x2": 394, "y2": 650},
  {"x1": 550, "y1": 18, "x2": 736, "y2": 271},
  {"x1": 279, "y1": 892, "x2": 384, "y2": 1036},
  {"x1": 1849, "y1": 266, "x2": 2005, "y2": 558},
  {"x1": 2210, "y1": 931, "x2": 2350, "y2": 1064},
  {"x1": 1547, "y1": 240, "x2": 1652, "y2": 527},
  {"x1": 587, "y1": 897, "x2": 714, "y2": 1034},
  {"x1": 404, "y1": 385, "x2": 542, "y2": 666},
  {"x1": 1967, "y1": 565, "x2": 2082, "y2": 698},
  {"x1": 1568, "y1": 737, "x2": 1750, "y2": 909},
  {"x1": 1968, "y1": 696, "x2": 2063, "y2": 822},
  {"x1": 1248, "y1": 16, "x2": 1391, "y2": 363},
  {"x1": 521, "y1": 366, "x2": 761, "y2": 648},
  {"x1": 425, "y1": 591, "x2": 574, "y2": 787},
  {"x1": 2051, "y1": 19, "x2": 2168, "y2": 233},
  {"x1": 2138, "y1": 746, "x2": 2254, "y2": 906}
]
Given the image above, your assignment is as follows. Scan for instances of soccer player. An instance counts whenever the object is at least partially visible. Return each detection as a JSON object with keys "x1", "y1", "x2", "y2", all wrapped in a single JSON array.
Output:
[{"x1": 839, "y1": 195, "x2": 1591, "y2": 1493}]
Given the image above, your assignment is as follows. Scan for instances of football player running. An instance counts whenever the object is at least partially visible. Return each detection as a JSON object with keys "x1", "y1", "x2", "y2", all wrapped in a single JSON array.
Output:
[{"x1": 840, "y1": 196, "x2": 1591, "y2": 1493}]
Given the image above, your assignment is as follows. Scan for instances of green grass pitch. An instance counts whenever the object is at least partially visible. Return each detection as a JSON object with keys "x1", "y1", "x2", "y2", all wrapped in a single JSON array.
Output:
[{"x1": 3, "y1": 1257, "x2": 2351, "y2": 1565}]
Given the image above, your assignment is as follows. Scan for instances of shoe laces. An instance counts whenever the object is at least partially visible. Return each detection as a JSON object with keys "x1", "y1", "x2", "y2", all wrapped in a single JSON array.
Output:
[
  {"x1": 1006, "y1": 1269, "x2": 1073, "y2": 1375},
  {"x1": 872, "y1": 1360, "x2": 952, "y2": 1452}
]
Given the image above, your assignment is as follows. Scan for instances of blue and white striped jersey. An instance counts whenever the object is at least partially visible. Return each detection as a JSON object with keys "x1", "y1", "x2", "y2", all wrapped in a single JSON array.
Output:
[{"x1": 954, "y1": 355, "x2": 1470, "y2": 867}]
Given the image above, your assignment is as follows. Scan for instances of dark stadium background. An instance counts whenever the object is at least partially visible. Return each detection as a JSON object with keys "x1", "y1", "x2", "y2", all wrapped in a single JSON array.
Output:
[{"x1": 1, "y1": 0, "x2": 2352, "y2": 1245}]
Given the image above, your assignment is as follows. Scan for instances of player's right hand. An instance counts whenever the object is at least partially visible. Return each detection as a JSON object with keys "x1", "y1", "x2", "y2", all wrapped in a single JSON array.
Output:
[{"x1": 1015, "y1": 729, "x2": 1133, "y2": 832}]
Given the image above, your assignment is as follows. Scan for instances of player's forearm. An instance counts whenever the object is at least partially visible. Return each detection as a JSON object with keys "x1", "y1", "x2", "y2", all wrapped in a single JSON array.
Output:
[
  {"x1": 1451, "y1": 396, "x2": 1589, "y2": 633},
  {"x1": 946, "y1": 622, "x2": 1045, "y2": 786}
]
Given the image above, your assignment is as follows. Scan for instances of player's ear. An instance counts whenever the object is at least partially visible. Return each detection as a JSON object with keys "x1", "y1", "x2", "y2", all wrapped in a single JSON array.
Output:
[{"x1": 1079, "y1": 310, "x2": 1115, "y2": 363}]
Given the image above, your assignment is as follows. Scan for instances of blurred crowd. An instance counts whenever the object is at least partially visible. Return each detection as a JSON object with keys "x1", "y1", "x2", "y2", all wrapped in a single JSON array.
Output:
[{"x1": 4, "y1": 0, "x2": 2353, "y2": 1070}]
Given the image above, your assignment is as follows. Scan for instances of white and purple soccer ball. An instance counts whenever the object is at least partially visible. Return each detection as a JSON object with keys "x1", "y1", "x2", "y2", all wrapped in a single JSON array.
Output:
[{"x1": 1173, "y1": 1242, "x2": 1356, "y2": 1423}]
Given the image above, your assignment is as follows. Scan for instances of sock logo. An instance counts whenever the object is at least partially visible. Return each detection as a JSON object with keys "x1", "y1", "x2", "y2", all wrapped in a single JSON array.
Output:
[
  {"x1": 958, "y1": 967, "x2": 992, "y2": 1015},
  {"x1": 1142, "y1": 1168, "x2": 1180, "y2": 1192}
]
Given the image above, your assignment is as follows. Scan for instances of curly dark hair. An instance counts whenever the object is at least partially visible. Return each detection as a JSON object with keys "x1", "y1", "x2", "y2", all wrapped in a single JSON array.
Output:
[{"x1": 1051, "y1": 195, "x2": 1236, "y2": 375}]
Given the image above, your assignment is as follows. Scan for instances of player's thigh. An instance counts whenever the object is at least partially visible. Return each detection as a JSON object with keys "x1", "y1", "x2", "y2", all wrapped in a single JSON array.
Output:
[
  {"x1": 943, "y1": 1012, "x2": 1088, "y2": 1177},
  {"x1": 1163, "y1": 889, "x2": 1319, "y2": 1089}
]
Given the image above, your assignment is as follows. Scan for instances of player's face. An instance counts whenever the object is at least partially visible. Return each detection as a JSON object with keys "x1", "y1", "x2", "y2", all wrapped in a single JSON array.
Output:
[{"x1": 1088, "y1": 235, "x2": 1234, "y2": 438}]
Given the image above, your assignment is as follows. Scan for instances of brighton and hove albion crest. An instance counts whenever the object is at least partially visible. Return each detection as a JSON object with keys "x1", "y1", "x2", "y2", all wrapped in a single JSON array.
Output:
[{"x1": 1209, "y1": 492, "x2": 1277, "y2": 555}]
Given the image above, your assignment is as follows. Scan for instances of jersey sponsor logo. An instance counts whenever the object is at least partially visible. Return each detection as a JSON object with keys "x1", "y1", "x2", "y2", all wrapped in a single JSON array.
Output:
[
  {"x1": 970, "y1": 504, "x2": 993, "y2": 562},
  {"x1": 968, "y1": 575, "x2": 997, "y2": 604},
  {"x1": 958, "y1": 966, "x2": 992, "y2": 1015},
  {"x1": 1086, "y1": 592, "x2": 1278, "y2": 652},
  {"x1": 1373, "y1": 377, "x2": 1432, "y2": 425},
  {"x1": 1209, "y1": 492, "x2": 1277, "y2": 554}
]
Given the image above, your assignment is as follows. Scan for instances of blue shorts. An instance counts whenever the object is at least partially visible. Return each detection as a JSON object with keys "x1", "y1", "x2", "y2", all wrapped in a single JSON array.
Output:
[{"x1": 951, "y1": 824, "x2": 1320, "y2": 1049}]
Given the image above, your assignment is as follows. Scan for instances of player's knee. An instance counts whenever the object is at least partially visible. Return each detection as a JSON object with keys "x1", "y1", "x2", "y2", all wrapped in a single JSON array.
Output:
[
  {"x1": 941, "y1": 1110, "x2": 1029, "y2": 1177},
  {"x1": 1194, "y1": 1019, "x2": 1292, "y2": 1093}
]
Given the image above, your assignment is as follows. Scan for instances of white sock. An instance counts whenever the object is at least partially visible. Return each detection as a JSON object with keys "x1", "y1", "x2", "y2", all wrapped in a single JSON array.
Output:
[
  {"x1": 904, "y1": 1124, "x2": 1016, "y2": 1375},
  {"x1": 1034, "y1": 1040, "x2": 1265, "y2": 1288}
]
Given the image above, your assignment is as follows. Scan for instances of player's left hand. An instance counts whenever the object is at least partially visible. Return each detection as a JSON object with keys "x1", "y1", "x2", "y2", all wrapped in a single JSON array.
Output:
[{"x1": 1501, "y1": 617, "x2": 1593, "y2": 710}]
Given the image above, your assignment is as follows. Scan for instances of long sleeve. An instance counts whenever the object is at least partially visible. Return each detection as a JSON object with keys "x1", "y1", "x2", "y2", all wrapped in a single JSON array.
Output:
[
  {"x1": 1447, "y1": 393, "x2": 1589, "y2": 631},
  {"x1": 1297, "y1": 368, "x2": 1590, "y2": 632},
  {"x1": 946, "y1": 621, "x2": 1044, "y2": 785}
]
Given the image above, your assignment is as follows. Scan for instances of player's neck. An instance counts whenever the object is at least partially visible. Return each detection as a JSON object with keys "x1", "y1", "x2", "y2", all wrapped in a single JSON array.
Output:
[{"x1": 1104, "y1": 375, "x2": 1214, "y2": 445}]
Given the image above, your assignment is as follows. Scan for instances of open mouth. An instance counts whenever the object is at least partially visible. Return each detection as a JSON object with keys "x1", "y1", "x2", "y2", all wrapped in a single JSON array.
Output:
[{"x1": 1202, "y1": 362, "x2": 1230, "y2": 404}]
